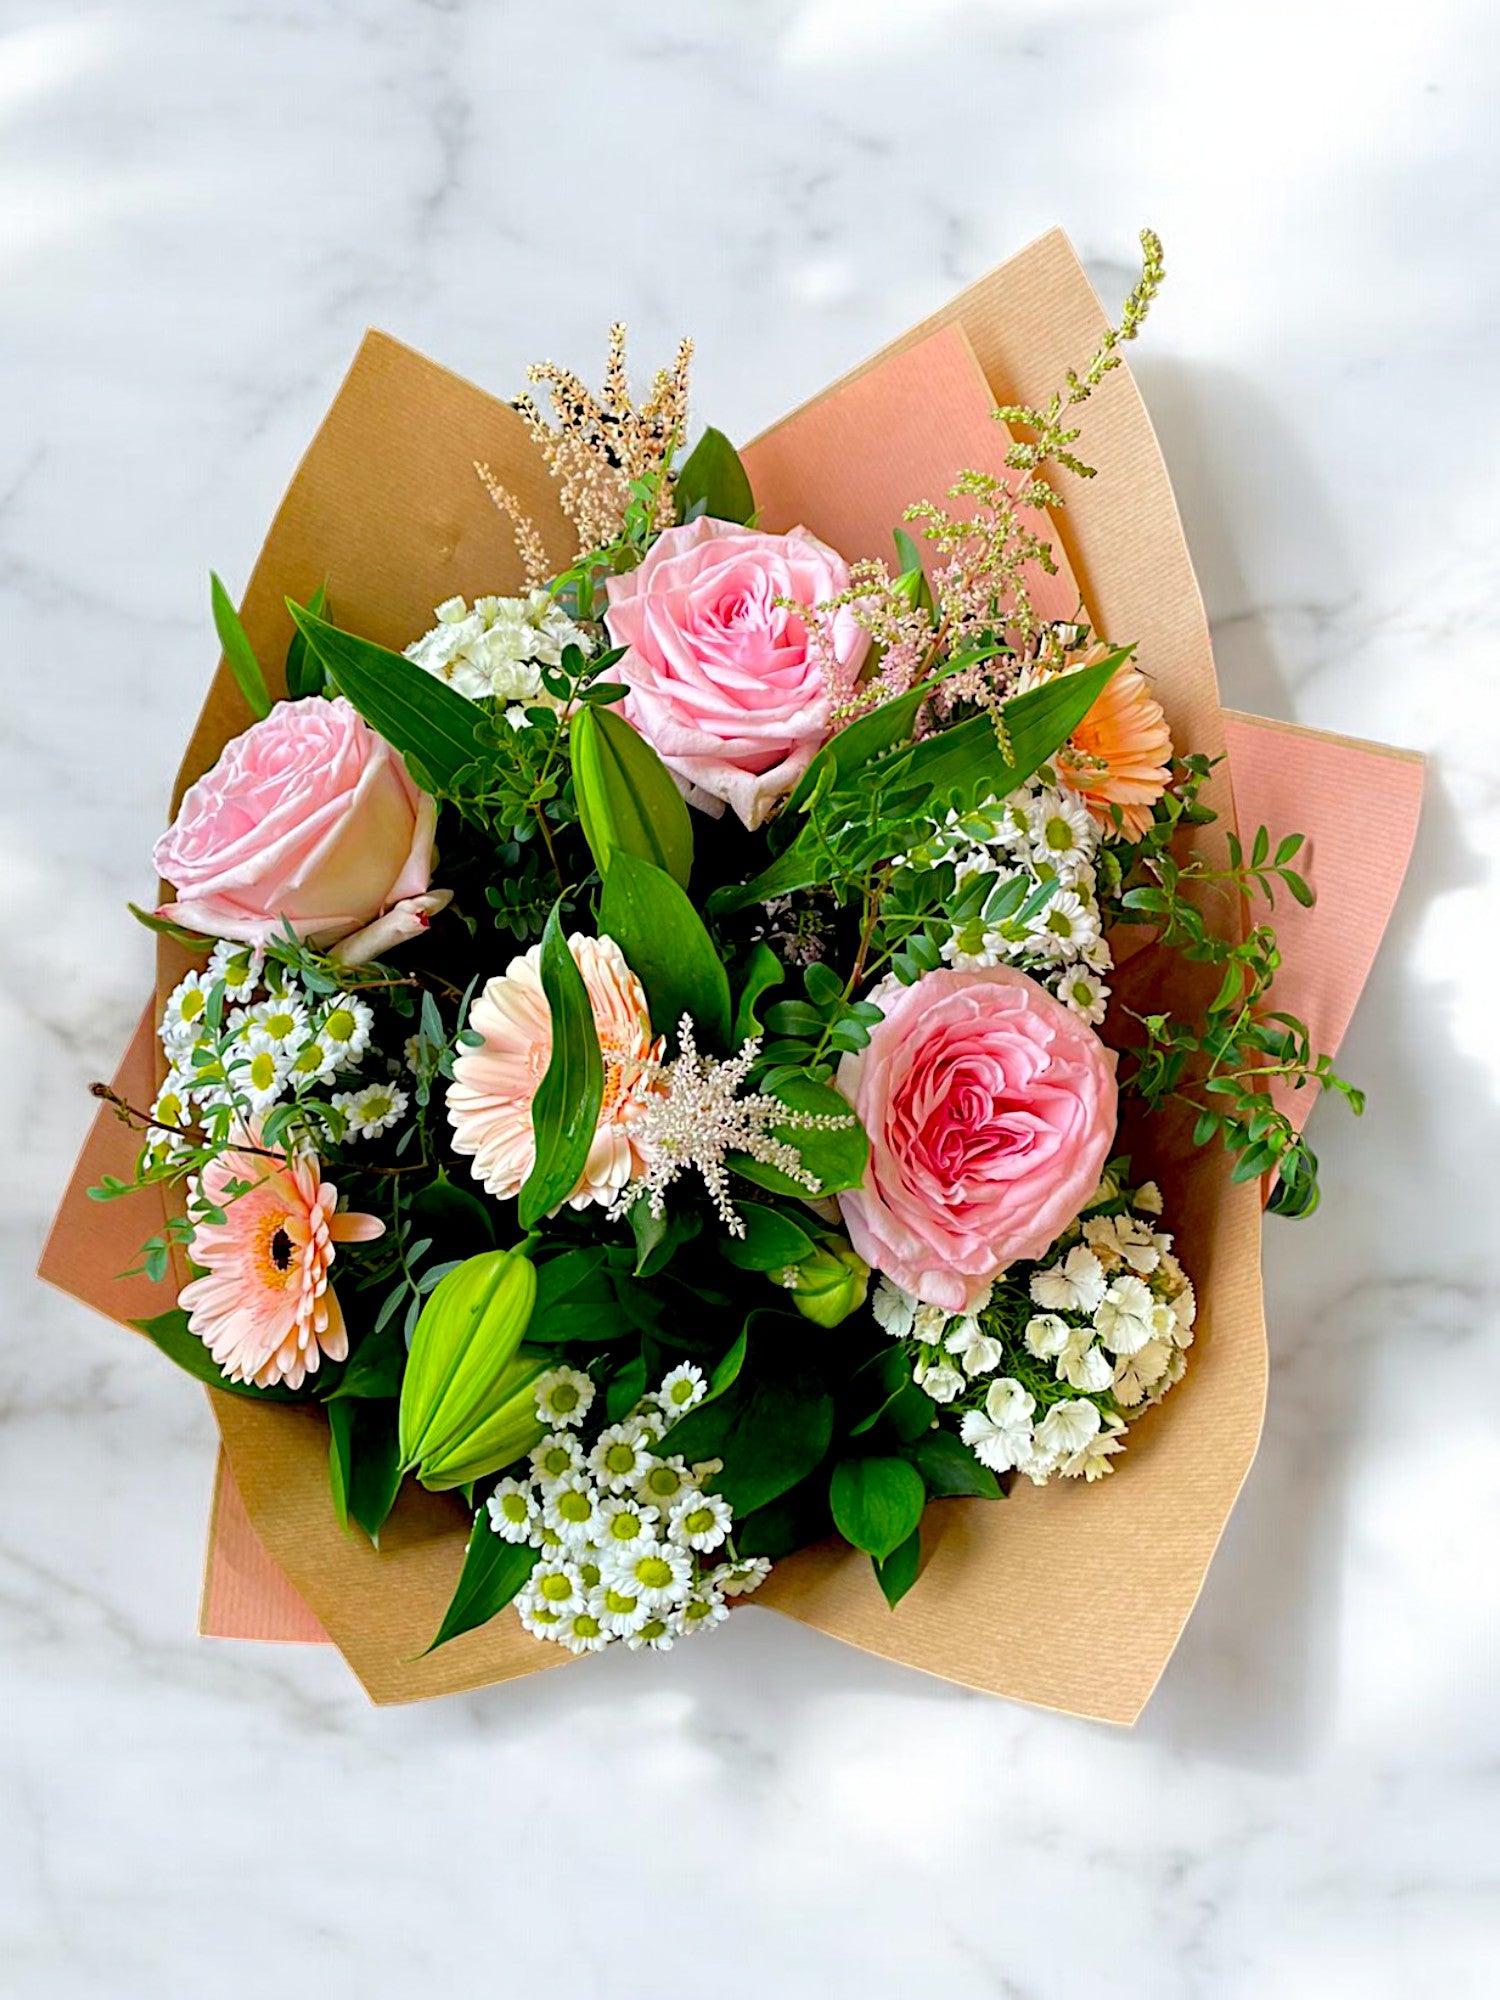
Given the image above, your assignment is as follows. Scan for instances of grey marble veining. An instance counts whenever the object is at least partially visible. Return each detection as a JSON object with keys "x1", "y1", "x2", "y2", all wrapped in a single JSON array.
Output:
[{"x1": 3, "y1": 2, "x2": 1496, "y2": 1994}]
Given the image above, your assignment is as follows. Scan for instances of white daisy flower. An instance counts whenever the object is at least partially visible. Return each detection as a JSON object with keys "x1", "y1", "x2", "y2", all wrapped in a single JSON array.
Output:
[
  {"x1": 1094, "y1": 1275, "x2": 1158, "y2": 1356},
  {"x1": 1028, "y1": 888, "x2": 1099, "y2": 959},
  {"x1": 331, "y1": 1082, "x2": 409, "y2": 1140},
  {"x1": 1027, "y1": 788, "x2": 1095, "y2": 870},
  {"x1": 525, "y1": 1558, "x2": 586, "y2": 1618},
  {"x1": 529, "y1": 1431, "x2": 586, "y2": 1488},
  {"x1": 945, "y1": 1317, "x2": 1004, "y2": 1377},
  {"x1": 162, "y1": 969, "x2": 215, "y2": 1049},
  {"x1": 676, "y1": 1587, "x2": 730, "y2": 1637},
  {"x1": 541, "y1": 1473, "x2": 602, "y2": 1547},
  {"x1": 595, "y1": 1494, "x2": 660, "y2": 1557},
  {"x1": 533, "y1": 1365, "x2": 595, "y2": 1430},
  {"x1": 1029, "y1": 1245, "x2": 1108, "y2": 1316},
  {"x1": 313, "y1": 997, "x2": 374, "y2": 1070},
  {"x1": 635, "y1": 1455, "x2": 693, "y2": 1513},
  {"x1": 555, "y1": 1605, "x2": 611, "y2": 1654},
  {"x1": 236, "y1": 995, "x2": 311, "y2": 1055},
  {"x1": 668, "y1": 1491, "x2": 733, "y2": 1554},
  {"x1": 284, "y1": 1035, "x2": 340, "y2": 1089},
  {"x1": 916, "y1": 1361, "x2": 966, "y2": 1404},
  {"x1": 234, "y1": 1040, "x2": 290, "y2": 1115},
  {"x1": 623, "y1": 1613, "x2": 677, "y2": 1652},
  {"x1": 606, "y1": 1543, "x2": 692, "y2": 1609},
  {"x1": 486, "y1": 1476, "x2": 539, "y2": 1545},
  {"x1": 1057, "y1": 966, "x2": 1109, "y2": 1024},
  {"x1": 959, "y1": 1377, "x2": 1036, "y2": 1474},
  {"x1": 657, "y1": 1362, "x2": 708, "y2": 1415},
  {"x1": 207, "y1": 939, "x2": 263, "y2": 1002},
  {"x1": 710, "y1": 1556, "x2": 772, "y2": 1598},
  {"x1": 592, "y1": 1580, "x2": 649, "y2": 1638},
  {"x1": 589, "y1": 1420, "x2": 653, "y2": 1493}
]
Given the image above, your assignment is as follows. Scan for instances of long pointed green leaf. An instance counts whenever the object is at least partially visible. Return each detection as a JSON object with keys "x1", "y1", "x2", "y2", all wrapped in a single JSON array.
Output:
[
  {"x1": 597, "y1": 849, "x2": 730, "y2": 1048},
  {"x1": 286, "y1": 603, "x2": 486, "y2": 791},
  {"x1": 674, "y1": 426, "x2": 755, "y2": 526},
  {"x1": 711, "y1": 648, "x2": 1129, "y2": 914},
  {"x1": 518, "y1": 899, "x2": 605, "y2": 1228},
  {"x1": 211, "y1": 573, "x2": 272, "y2": 719},
  {"x1": 422, "y1": 1518, "x2": 539, "y2": 1655},
  {"x1": 572, "y1": 702, "x2": 693, "y2": 888}
]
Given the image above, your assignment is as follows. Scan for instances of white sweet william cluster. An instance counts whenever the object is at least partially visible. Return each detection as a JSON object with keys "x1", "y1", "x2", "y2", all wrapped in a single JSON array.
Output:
[
  {"x1": 895, "y1": 776, "x2": 1112, "y2": 1024},
  {"x1": 404, "y1": 591, "x2": 591, "y2": 722},
  {"x1": 148, "y1": 943, "x2": 405, "y2": 1166},
  {"x1": 872, "y1": 1178, "x2": 1195, "y2": 1486},
  {"x1": 487, "y1": 1363, "x2": 770, "y2": 1655}
]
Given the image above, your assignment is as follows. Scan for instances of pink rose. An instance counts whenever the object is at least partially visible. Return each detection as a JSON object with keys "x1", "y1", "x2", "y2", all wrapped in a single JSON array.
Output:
[
  {"x1": 154, "y1": 696, "x2": 448, "y2": 957},
  {"x1": 603, "y1": 516, "x2": 868, "y2": 829},
  {"x1": 836, "y1": 966, "x2": 1118, "y2": 1313}
]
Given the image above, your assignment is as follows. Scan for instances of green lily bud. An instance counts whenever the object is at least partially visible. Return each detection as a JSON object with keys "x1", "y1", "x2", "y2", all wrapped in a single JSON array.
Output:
[
  {"x1": 782, "y1": 1233, "x2": 870, "y2": 1329},
  {"x1": 398, "y1": 1248, "x2": 547, "y2": 1491}
]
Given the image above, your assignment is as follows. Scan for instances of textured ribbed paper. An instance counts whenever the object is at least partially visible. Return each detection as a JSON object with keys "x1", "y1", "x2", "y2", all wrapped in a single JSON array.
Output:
[{"x1": 39, "y1": 229, "x2": 1421, "y2": 1719}]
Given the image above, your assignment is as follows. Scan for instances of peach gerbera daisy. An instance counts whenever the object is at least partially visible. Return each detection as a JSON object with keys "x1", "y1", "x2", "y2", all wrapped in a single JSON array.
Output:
[
  {"x1": 1055, "y1": 649, "x2": 1173, "y2": 841},
  {"x1": 447, "y1": 933, "x2": 663, "y2": 1212},
  {"x1": 178, "y1": 1139, "x2": 384, "y2": 1390}
]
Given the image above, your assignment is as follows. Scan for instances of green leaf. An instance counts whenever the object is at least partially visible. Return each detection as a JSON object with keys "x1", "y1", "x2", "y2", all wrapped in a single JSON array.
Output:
[
  {"x1": 718, "y1": 1201, "x2": 816, "y2": 1272},
  {"x1": 210, "y1": 572, "x2": 272, "y2": 720},
  {"x1": 518, "y1": 899, "x2": 605, "y2": 1229},
  {"x1": 571, "y1": 701, "x2": 694, "y2": 889},
  {"x1": 327, "y1": 1398, "x2": 404, "y2": 1544},
  {"x1": 733, "y1": 1475, "x2": 833, "y2": 1560},
  {"x1": 656, "y1": 1323, "x2": 749, "y2": 1454},
  {"x1": 674, "y1": 426, "x2": 755, "y2": 526},
  {"x1": 780, "y1": 682, "x2": 928, "y2": 823},
  {"x1": 598, "y1": 850, "x2": 731, "y2": 1048},
  {"x1": 713, "y1": 651, "x2": 1128, "y2": 914},
  {"x1": 326, "y1": 1319, "x2": 406, "y2": 1401},
  {"x1": 874, "y1": 1523, "x2": 922, "y2": 1608},
  {"x1": 890, "y1": 646, "x2": 1130, "y2": 808},
  {"x1": 128, "y1": 901, "x2": 211, "y2": 948},
  {"x1": 405, "y1": 1174, "x2": 496, "y2": 1258},
  {"x1": 727, "y1": 1072, "x2": 867, "y2": 1199},
  {"x1": 422, "y1": 1519, "x2": 539, "y2": 1655},
  {"x1": 284, "y1": 581, "x2": 329, "y2": 698},
  {"x1": 830, "y1": 1455, "x2": 927, "y2": 1562},
  {"x1": 653, "y1": 1320, "x2": 831, "y2": 1515},
  {"x1": 605, "y1": 1349, "x2": 648, "y2": 1422},
  {"x1": 286, "y1": 603, "x2": 487, "y2": 793},
  {"x1": 130, "y1": 1310, "x2": 301, "y2": 1401},
  {"x1": 905, "y1": 1428, "x2": 1001, "y2": 1500},
  {"x1": 731, "y1": 942, "x2": 785, "y2": 1044}
]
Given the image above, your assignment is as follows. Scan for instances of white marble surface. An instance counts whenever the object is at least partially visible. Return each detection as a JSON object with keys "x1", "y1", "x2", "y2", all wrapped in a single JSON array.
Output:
[{"x1": 4, "y1": 1, "x2": 1497, "y2": 1993}]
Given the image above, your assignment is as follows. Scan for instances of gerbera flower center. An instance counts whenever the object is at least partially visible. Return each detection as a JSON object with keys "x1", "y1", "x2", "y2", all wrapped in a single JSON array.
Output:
[{"x1": 268, "y1": 1225, "x2": 294, "y2": 1272}]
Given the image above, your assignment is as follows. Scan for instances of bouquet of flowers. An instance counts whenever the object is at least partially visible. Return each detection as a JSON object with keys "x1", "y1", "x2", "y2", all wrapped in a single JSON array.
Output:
[{"x1": 45, "y1": 229, "x2": 1420, "y2": 1717}]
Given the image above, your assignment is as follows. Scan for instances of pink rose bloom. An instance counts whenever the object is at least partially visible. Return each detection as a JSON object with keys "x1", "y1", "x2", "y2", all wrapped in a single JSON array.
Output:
[
  {"x1": 153, "y1": 696, "x2": 449, "y2": 961},
  {"x1": 837, "y1": 966, "x2": 1118, "y2": 1314},
  {"x1": 603, "y1": 516, "x2": 868, "y2": 829}
]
